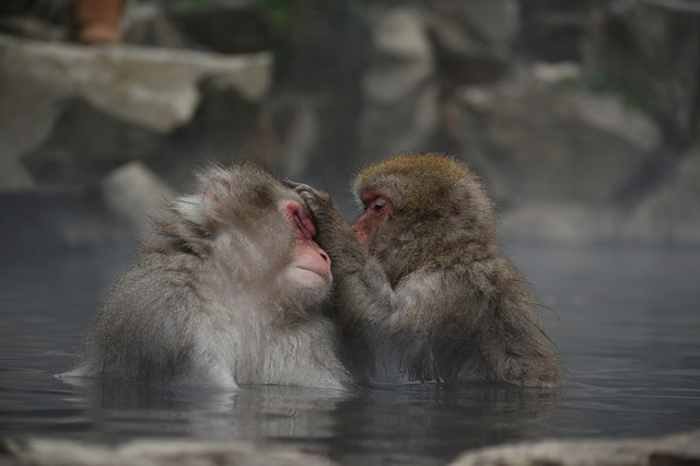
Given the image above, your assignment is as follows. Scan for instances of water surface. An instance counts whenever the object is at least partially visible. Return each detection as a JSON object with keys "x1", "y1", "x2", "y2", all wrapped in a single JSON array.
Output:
[{"x1": 1, "y1": 230, "x2": 699, "y2": 465}]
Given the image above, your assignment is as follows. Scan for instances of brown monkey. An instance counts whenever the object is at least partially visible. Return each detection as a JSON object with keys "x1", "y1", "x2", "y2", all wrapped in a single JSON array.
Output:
[
  {"x1": 292, "y1": 153, "x2": 559, "y2": 387},
  {"x1": 65, "y1": 163, "x2": 350, "y2": 389}
]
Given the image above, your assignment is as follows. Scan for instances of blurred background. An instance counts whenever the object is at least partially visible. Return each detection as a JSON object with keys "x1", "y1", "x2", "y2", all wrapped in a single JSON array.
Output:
[
  {"x1": 2, "y1": 0, "x2": 700, "y2": 249},
  {"x1": 2, "y1": 3, "x2": 700, "y2": 464}
]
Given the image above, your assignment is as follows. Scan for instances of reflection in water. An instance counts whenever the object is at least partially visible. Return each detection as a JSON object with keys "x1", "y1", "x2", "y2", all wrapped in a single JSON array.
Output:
[{"x1": 1, "y1": 242, "x2": 700, "y2": 466}]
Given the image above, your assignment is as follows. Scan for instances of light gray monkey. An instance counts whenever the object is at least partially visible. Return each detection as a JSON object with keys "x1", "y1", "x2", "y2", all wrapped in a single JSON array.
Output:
[{"x1": 65, "y1": 163, "x2": 350, "y2": 389}]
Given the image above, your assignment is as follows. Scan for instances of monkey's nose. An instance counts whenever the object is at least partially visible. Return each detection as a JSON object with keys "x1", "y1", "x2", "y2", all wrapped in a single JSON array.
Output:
[{"x1": 319, "y1": 250, "x2": 330, "y2": 264}]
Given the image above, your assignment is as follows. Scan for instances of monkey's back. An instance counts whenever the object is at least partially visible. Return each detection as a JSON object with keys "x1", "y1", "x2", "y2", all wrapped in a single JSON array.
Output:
[{"x1": 81, "y1": 251, "x2": 203, "y2": 383}]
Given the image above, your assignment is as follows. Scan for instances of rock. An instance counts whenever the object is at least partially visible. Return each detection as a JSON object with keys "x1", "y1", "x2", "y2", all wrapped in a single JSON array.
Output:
[
  {"x1": 0, "y1": 33, "x2": 271, "y2": 132},
  {"x1": 22, "y1": 98, "x2": 161, "y2": 186},
  {"x1": 268, "y1": 0, "x2": 371, "y2": 214},
  {"x1": 446, "y1": 65, "x2": 660, "y2": 205},
  {"x1": 144, "y1": 75, "x2": 263, "y2": 192},
  {"x1": 584, "y1": 2, "x2": 700, "y2": 147},
  {"x1": 364, "y1": 7, "x2": 433, "y2": 103},
  {"x1": 359, "y1": 6, "x2": 438, "y2": 162},
  {"x1": 122, "y1": 3, "x2": 191, "y2": 50},
  {"x1": 450, "y1": 429, "x2": 700, "y2": 466},
  {"x1": 251, "y1": 93, "x2": 322, "y2": 179},
  {"x1": 123, "y1": 2, "x2": 271, "y2": 54},
  {"x1": 167, "y1": 5, "x2": 272, "y2": 54},
  {"x1": 500, "y1": 147, "x2": 700, "y2": 245},
  {"x1": 2, "y1": 438, "x2": 338, "y2": 466},
  {"x1": 426, "y1": 0, "x2": 518, "y2": 85},
  {"x1": 0, "y1": 33, "x2": 270, "y2": 190},
  {"x1": 519, "y1": 1, "x2": 595, "y2": 62},
  {"x1": 625, "y1": 148, "x2": 700, "y2": 245},
  {"x1": 101, "y1": 161, "x2": 174, "y2": 238}
]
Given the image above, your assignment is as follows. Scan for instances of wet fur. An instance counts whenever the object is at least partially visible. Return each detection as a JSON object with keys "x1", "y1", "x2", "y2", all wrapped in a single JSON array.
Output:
[
  {"x1": 68, "y1": 164, "x2": 349, "y2": 389},
  {"x1": 298, "y1": 153, "x2": 559, "y2": 387}
]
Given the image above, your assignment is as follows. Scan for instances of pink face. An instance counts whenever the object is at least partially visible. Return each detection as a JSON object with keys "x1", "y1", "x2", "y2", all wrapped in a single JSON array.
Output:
[
  {"x1": 353, "y1": 191, "x2": 393, "y2": 245},
  {"x1": 281, "y1": 201, "x2": 332, "y2": 284}
]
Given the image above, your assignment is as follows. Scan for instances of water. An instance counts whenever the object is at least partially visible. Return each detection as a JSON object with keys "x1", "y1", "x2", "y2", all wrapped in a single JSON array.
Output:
[{"x1": 2, "y1": 228, "x2": 700, "y2": 465}]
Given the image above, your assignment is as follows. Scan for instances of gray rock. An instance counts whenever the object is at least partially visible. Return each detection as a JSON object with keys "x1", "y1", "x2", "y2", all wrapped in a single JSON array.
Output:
[
  {"x1": 426, "y1": 0, "x2": 518, "y2": 85},
  {"x1": 500, "y1": 149, "x2": 700, "y2": 245},
  {"x1": 584, "y1": 2, "x2": 700, "y2": 147},
  {"x1": 22, "y1": 98, "x2": 161, "y2": 187},
  {"x1": 0, "y1": 34, "x2": 270, "y2": 132},
  {"x1": 3, "y1": 438, "x2": 338, "y2": 466},
  {"x1": 624, "y1": 148, "x2": 700, "y2": 245},
  {"x1": 360, "y1": 6, "x2": 438, "y2": 161},
  {"x1": 253, "y1": 94, "x2": 322, "y2": 179},
  {"x1": 0, "y1": 33, "x2": 271, "y2": 190},
  {"x1": 101, "y1": 161, "x2": 174, "y2": 238},
  {"x1": 519, "y1": 1, "x2": 595, "y2": 62},
  {"x1": 123, "y1": 2, "x2": 271, "y2": 54},
  {"x1": 450, "y1": 429, "x2": 700, "y2": 466},
  {"x1": 449, "y1": 65, "x2": 660, "y2": 205},
  {"x1": 123, "y1": 3, "x2": 192, "y2": 50},
  {"x1": 364, "y1": 7, "x2": 433, "y2": 103}
]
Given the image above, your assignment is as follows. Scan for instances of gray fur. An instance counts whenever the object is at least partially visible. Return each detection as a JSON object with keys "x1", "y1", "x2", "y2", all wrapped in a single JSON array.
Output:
[{"x1": 66, "y1": 163, "x2": 350, "y2": 389}]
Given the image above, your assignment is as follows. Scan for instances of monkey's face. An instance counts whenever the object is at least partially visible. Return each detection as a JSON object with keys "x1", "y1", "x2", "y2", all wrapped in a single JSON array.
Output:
[
  {"x1": 280, "y1": 199, "x2": 332, "y2": 294},
  {"x1": 175, "y1": 164, "x2": 333, "y2": 312},
  {"x1": 353, "y1": 190, "x2": 393, "y2": 246}
]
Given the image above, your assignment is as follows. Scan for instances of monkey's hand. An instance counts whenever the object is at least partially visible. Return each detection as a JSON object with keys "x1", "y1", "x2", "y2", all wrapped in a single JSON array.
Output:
[
  {"x1": 284, "y1": 180, "x2": 333, "y2": 211},
  {"x1": 285, "y1": 180, "x2": 362, "y2": 270}
]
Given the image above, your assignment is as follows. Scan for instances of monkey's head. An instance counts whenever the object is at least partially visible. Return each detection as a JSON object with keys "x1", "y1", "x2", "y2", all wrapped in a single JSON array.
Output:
[
  {"x1": 170, "y1": 163, "x2": 332, "y2": 312},
  {"x1": 352, "y1": 154, "x2": 496, "y2": 272}
]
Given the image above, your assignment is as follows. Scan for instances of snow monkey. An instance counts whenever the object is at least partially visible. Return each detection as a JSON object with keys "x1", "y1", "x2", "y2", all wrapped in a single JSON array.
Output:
[
  {"x1": 67, "y1": 163, "x2": 350, "y2": 389},
  {"x1": 291, "y1": 153, "x2": 559, "y2": 387}
]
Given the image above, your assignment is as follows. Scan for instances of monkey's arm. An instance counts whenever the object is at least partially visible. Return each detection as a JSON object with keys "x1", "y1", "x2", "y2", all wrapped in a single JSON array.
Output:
[
  {"x1": 293, "y1": 185, "x2": 462, "y2": 330},
  {"x1": 296, "y1": 186, "x2": 559, "y2": 387},
  {"x1": 466, "y1": 257, "x2": 560, "y2": 387}
]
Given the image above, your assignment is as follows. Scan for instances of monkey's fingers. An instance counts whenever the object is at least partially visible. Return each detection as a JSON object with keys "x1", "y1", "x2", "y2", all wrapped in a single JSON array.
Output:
[
  {"x1": 285, "y1": 180, "x2": 331, "y2": 205},
  {"x1": 282, "y1": 178, "x2": 303, "y2": 189}
]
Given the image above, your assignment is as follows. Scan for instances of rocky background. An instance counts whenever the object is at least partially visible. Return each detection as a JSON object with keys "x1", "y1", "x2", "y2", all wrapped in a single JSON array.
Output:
[{"x1": 2, "y1": 0, "x2": 700, "y2": 246}]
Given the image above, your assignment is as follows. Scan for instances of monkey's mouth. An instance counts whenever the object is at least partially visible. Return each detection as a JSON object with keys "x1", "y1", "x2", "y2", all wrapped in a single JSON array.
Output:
[{"x1": 295, "y1": 265, "x2": 327, "y2": 278}]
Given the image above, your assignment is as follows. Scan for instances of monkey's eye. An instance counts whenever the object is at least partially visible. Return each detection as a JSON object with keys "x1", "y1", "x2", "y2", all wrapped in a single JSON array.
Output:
[{"x1": 370, "y1": 198, "x2": 386, "y2": 212}]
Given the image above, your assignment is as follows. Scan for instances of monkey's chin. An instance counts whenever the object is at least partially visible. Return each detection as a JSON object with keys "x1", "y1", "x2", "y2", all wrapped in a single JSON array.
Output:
[{"x1": 292, "y1": 266, "x2": 332, "y2": 288}]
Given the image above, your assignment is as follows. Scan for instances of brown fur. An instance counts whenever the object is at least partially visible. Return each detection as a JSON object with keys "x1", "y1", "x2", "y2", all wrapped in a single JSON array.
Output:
[{"x1": 295, "y1": 153, "x2": 559, "y2": 387}]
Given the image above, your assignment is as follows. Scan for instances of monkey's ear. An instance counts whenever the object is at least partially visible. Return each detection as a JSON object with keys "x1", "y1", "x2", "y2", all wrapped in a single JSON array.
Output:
[{"x1": 174, "y1": 194, "x2": 206, "y2": 225}]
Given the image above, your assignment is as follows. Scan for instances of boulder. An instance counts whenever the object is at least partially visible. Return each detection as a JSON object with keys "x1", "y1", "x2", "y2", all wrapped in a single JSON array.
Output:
[
  {"x1": 584, "y1": 2, "x2": 700, "y2": 147},
  {"x1": 450, "y1": 429, "x2": 700, "y2": 466},
  {"x1": 446, "y1": 64, "x2": 660, "y2": 206},
  {"x1": 359, "y1": 6, "x2": 438, "y2": 162},
  {"x1": 101, "y1": 161, "x2": 175, "y2": 238},
  {"x1": 426, "y1": 0, "x2": 518, "y2": 85},
  {"x1": 0, "y1": 33, "x2": 270, "y2": 190},
  {"x1": 624, "y1": 148, "x2": 700, "y2": 245},
  {"x1": 519, "y1": 1, "x2": 595, "y2": 62},
  {"x1": 2, "y1": 438, "x2": 337, "y2": 466},
  {"x1": 22, "y1": 98, "x2": 161, "y2": 186},
  {"x1": 499, "y1": 147, "x2": 700, "y2": 245},
  {"x1": 123, "y1": 2, "x2": 271, "y2": 54},
  {"x1": 0, "y1": 34, "x2": 270, "y2": 131}
]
